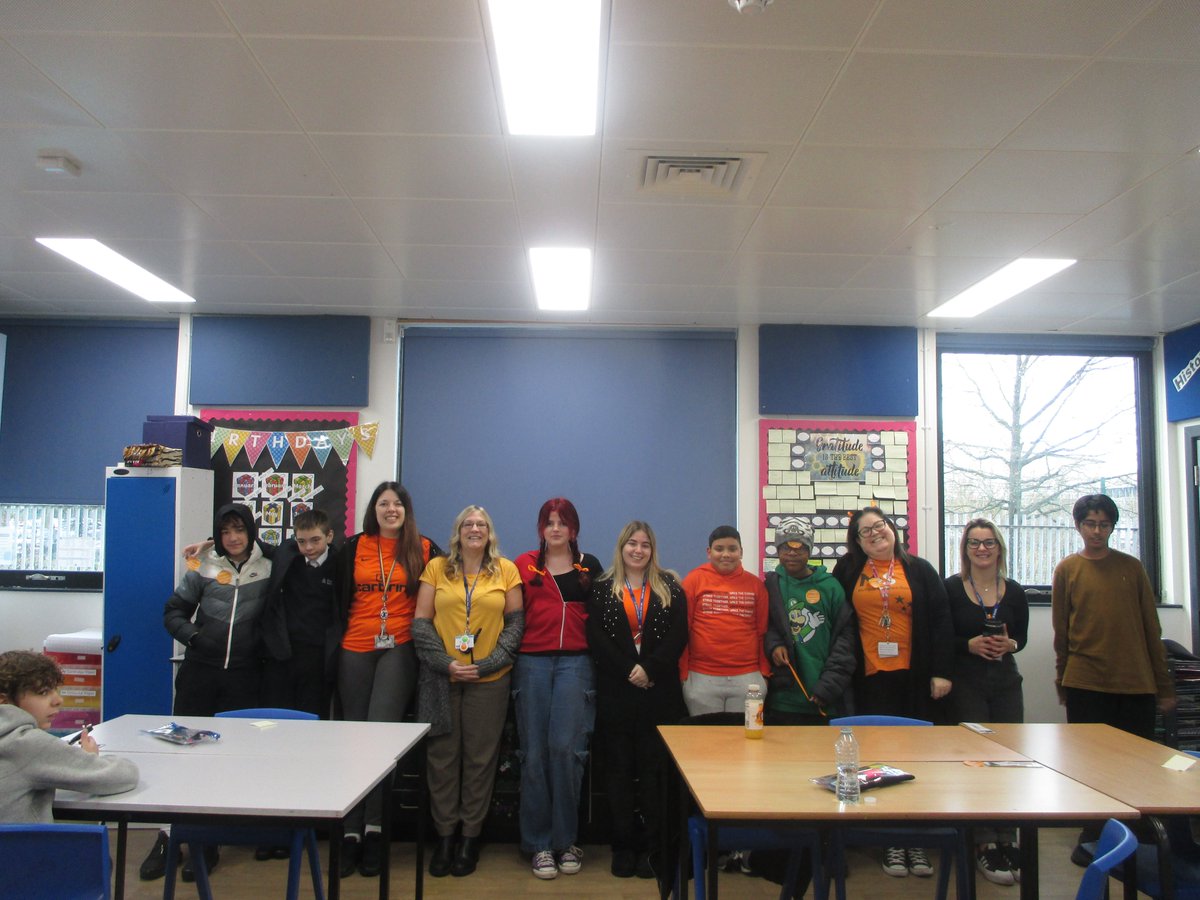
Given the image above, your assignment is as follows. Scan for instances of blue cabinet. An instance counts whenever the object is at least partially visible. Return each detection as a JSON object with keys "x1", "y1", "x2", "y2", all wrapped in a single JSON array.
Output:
[{"x1": 102, "y1": 467, "x2": 212, "y2": 719}]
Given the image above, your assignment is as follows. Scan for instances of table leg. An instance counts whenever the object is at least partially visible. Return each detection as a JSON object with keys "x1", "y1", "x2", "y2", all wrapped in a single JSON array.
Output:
[
  {"x1": 113, "y1": 819, "x2": 128, "y2": 900},
  {"x1": 1019, "y1": 824, "x2": 1037, "y2": 900},
  {"x1": 675, "y1": 761, "x2": 688, "y2": 900},
  {"x1": 1149, "y1": 816, "x2": 1174, "y2": 900},
  {"x1": 328, "y1": 820, "x2": 342, "y2": 900},
  {"x1": 417, "y1": 739, "x2": 427, "y2": 900},
  {"x1": 707, "y1": 821, "x2": 720, "y2": 900},
  {"x1": 379, "y1": 765, "x2": 393, "y2": 900}
]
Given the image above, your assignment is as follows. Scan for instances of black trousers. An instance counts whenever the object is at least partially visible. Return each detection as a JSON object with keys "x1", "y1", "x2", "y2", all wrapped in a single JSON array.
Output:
[
  {"x1": 172, "y1": 660, "x2": 261, "y2": 716},
  {"x1": 600, "y1": 723, "x2": 668, "y2": 853},
  {"x1": 1064, "y1": 686, "x2": 1156, "y2": 739},
  {"x1": 261, "y1": 642, "x2": 329, "y2": 718}
]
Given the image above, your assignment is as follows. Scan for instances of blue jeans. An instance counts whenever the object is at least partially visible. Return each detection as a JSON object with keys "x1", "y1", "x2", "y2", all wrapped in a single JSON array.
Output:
[{"x1": 513, "y1": 653, "x2": 596, "y2": 854}]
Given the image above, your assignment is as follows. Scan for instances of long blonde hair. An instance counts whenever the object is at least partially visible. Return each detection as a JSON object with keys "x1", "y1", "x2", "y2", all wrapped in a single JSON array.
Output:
[
  {"x1": 444, "y1": 505, "x2": 503, "y2": 578},
  {"x1": 603, "y1": 520, "x2": 674, "y2": 608}
]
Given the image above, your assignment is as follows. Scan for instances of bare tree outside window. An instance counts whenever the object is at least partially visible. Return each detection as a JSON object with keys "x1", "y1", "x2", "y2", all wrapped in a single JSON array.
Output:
[{"x1": 940, "y1": 353, "x2": 1140, "y2": 586}]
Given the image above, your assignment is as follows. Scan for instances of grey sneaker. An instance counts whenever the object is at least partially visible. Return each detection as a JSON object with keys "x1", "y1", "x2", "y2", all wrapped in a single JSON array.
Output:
[
  {"x1": 907, "y1": 847, "x2": 934, "y2": 877},
  {"x1": 556, "y1": 845, "x2": 583, "y2": 874},
  {"x1": 532, "y1": 850, "x2": 558, "y2": 880},
  {"x1": 882, "y1": 846, "x2": 908, "y2": 877}
]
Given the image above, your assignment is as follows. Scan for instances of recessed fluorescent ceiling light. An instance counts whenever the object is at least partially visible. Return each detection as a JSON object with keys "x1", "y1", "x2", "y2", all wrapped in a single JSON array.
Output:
[
  {"x1": 36, "y1": 238, "x2": 195, "y2": 303},
  {"x1": 488, "y1": 0, "x2": 600, "y2": 136},
  {"x1": 926, "y1": 257, "x2": 1076, "y2": 318},
  {"x1": 530, "y1": 247, "x2": 591, "y2": 311}
]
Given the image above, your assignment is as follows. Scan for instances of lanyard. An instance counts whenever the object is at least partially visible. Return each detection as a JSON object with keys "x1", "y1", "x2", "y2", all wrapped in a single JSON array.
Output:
[
  {"x1": 624, "y1": 578, "x2": 647, "y2": 635},
  {"x1": 967, "y1": 573, "x2": 1002, "y2": 620},
  {"x1": 463, "y1": 572, "x2": 481, "y2": 631},
  {"x1": 377, "y1": 542, "x2": 400, "y2": 628},
  {"x1": 867, "y1": 558, "x2": 896, "y2": 635}
]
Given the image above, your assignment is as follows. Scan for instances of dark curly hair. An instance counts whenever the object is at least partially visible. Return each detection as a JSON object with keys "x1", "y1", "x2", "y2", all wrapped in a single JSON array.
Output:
[{"x1": 0, "y1": 650, "x2": 63, "y2": 703}]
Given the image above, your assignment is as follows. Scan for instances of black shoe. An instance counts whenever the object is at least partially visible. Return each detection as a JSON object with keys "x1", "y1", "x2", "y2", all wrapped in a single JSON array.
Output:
[
  {"x1": 138, "y1": 831, "x2": 169, "y2": 881},
  {"x1": 271, "y1": 845, "x2": 290, "y2": 860},
  {"x1": 358, "y1": 832, "x2": 384, "y2": 877},
  {"x1": 254, "y1": 845, "x2": 273, "y2": 861},
  {"x1": 451, "y1": 836, "x2": 480, "y2": 877},
  {"x1": 339, "y1": 836, "x2": 361, "y2": 879},
  {"x1": 430, "y1": 836, "x2": 455, "y2": 878},
  {"x1": 635, "y1": 851, "x2": 655, "y2": 879},
  {"x1": 611, "y1": 848, "x2": 636, "y2": 878},
  {"x1": 999, "y1": 842, "x2": 1021, "y2": 882},
  {"x1": 182, "y1": 845, "x2": 219, "y2": 883},
  {"x1": 1070, "y1": 842, "x2": 1095, "y2": 868}
]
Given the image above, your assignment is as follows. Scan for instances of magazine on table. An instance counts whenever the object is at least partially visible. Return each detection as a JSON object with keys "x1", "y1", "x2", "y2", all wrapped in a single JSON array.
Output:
[{"x1": 811, "y1": 764, "x2": 915, "y2": 793}]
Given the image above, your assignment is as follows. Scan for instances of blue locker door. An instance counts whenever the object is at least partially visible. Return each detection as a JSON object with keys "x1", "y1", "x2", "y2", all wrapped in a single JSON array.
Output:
[{"x1": 103, "y1": 476, "x2": 177, "y2": 718}]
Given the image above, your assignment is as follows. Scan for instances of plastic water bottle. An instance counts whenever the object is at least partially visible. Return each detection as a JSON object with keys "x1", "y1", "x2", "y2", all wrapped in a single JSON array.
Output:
[
  {"x1": 835, "y1": 726, "x2": 860, "y2": 803},
  {"x1": 744, "y1": 684, "x2": 764, "y2": 739}
]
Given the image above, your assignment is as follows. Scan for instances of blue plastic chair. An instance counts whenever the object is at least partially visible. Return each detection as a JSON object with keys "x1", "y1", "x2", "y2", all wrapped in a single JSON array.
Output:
[
  {"x1": 825, "y1": 716, "x2": 968, "y2": 900},
  {"x1": 0, "y1": 823, "x2": 111, "y2": 899},
  {"x1": 680, "y1": 712, "x2": 826, "y2": 900},
  {"x1": 163, "y1": 708, "x2": 325, "y2": 900},
  {"x1": 1076, "y1": 819, "x2": 1138, "y2": 900}
]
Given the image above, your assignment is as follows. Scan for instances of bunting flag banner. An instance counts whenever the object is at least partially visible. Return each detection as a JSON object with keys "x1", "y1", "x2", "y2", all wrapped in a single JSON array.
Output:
[
  {"x1": 349, "y1": 422, "x2": 378, "y2": 458},
  {"x1": 287, "y1": 431, "x2": 312, "y2": 468},
  {"x1": 208, "y1": 421, "x2": 379, "y2": 470},
  {"x1": 266, "y1": 432, "x2": 290, "y2": 467},
  {"x1": 310, "y1": 431, "x2": 334, "y2": 468}
]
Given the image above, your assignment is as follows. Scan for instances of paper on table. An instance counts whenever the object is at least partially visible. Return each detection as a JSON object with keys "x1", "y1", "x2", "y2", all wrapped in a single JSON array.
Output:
[{"x1": 1162, "y1": 755, "x2": 1196, "y2": 772}]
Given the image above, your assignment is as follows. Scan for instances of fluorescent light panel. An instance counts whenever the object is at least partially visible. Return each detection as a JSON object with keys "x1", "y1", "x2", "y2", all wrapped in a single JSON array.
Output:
[
  {"x1": 927, "y1": 257, "x2": 1076, "y2": 318},
  {"x1": 487, "y1": 0, "x2": 601, "y2": 136},
  {"x1": 530, "y1": 247, "x2": 591, "y2": 311},
  {"x1": 36, "y1": 238, "x2": 195, "y2": 303}
]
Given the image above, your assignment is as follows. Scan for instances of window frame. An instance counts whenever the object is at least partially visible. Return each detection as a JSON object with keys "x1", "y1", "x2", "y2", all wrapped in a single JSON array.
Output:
[{"x1": 935, "y1": 332, "x2": 1159, "y2": 597}]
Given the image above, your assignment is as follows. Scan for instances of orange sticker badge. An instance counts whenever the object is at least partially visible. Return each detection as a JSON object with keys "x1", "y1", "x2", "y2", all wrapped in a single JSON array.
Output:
[
  {"x1": 187, "y1": 557, "x2": 201, "y2": 571},
  {"x1": 216, "y1": 570, "x2": 232, "y2": 585},
  {"x1": 806, "y1": 589, "x2": 821, "y2": 604}
]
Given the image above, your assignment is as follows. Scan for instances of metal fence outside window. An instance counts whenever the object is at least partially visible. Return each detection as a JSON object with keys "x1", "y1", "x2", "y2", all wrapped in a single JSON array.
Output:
[
  {"x1": 943, "y1": 512, "x2": 1139, "y2": 587},
  {"x1": 0, "y1": 504, "x2": 105, "y2": 571}
]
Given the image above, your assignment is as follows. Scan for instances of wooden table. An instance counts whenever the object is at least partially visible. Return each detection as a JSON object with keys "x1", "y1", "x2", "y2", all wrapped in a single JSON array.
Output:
[
  {"x1": 983, "y1": 723, "x2": 1200, "y2": 899},
  {"x1": 660, "y1": 724, "x2": 1140, "y2": 900},
  {"x1": 54, "y1": 714, "x2": 429, "y2": 900}
]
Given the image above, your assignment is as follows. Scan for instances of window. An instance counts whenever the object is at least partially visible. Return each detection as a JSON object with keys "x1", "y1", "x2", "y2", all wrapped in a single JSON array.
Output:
[
  {"x1": 936, "y1": 334, "x2": 1157, "y2": 592},
  {"x1": 0, "y1": 503, "x2": 104, "y2": 590}
]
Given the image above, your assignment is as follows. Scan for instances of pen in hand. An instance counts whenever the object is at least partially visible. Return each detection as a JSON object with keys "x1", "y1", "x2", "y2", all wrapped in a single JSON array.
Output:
[{"x1": 68, "y1": 724, "x2": 93, "y2": 745}]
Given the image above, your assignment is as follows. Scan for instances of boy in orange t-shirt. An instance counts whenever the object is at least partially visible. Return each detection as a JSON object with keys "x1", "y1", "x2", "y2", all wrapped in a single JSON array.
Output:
[{"x1": 680, "y1": 525, "x2": 770, "y2": 716}]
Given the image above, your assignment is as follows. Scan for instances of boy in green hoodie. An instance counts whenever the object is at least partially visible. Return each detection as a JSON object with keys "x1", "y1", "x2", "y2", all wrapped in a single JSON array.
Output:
[{"x1": 763, "y1": 517, "x2": 857, "y2": 722}]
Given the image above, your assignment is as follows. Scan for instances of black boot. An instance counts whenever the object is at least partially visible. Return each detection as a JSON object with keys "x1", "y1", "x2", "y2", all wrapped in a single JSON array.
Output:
[
  {"x1": 430, "y1": 836, "x2": 456, "y2": 878},
  {"x1": 139, "y1": 831, "x2": 168, "y2": 881},
  {"x1": 451, "y1": 836, "x2": 480, "y2": 877}
]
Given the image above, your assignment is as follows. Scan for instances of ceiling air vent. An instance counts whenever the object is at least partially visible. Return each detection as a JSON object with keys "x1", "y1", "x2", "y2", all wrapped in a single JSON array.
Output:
[{"x1": 640, "y1": 153, "x2": 764, "y2": 199}]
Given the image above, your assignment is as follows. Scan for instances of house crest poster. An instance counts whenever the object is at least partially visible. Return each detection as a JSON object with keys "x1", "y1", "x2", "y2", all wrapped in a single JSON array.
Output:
[{"x1": 201, "y1": 409, "x2": 369, "y2": 544}]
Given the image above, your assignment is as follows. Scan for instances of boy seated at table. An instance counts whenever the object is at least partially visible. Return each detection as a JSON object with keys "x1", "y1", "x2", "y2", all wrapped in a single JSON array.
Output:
[{"x1": 0, "y1": 649, "x2": 139, "y2": 823}]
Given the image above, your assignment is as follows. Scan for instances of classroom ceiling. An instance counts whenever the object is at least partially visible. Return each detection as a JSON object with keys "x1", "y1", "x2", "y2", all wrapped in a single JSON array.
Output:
[{"x1": 0, "y1": 0, "x2": 1198, "y2": 335}]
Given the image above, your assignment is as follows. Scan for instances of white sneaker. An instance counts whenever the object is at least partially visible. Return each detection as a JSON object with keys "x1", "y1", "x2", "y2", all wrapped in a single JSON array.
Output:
[
  {"x1": 977, "y1": 843, "x2": 1014, "y2": 886},
  {"x1": 908, "y1": 847, "x2": 934, "y2": 877},
  {"x1": 882, "y1": 846, "x2": 908, "y2": 877},
  {"x1": 532, "y1": 850, "x2": 558, "y2": 880},
  {"x1": 556, "y1": 845, "x2": 583, "y2": 875}
]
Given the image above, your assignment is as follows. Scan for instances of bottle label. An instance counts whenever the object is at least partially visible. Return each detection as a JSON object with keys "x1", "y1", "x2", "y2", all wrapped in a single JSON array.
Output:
[{"x1": 745, "y1": 697, "x2": 764, "y2": 732}]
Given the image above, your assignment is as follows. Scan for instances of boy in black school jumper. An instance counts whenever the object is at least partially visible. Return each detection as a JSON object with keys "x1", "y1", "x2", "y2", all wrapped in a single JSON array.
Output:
[{"x1": 260, "y1": 509, "x2": 339, "y2": 719}]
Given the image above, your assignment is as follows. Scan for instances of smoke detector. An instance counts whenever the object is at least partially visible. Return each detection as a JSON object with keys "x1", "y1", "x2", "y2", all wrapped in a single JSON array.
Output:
[
  {"x1": 36, "y1": 151, "x2": 81, "y2": 177},
  {"x1": 728, "y1": 0, "x2": 773, "y2": 12}
]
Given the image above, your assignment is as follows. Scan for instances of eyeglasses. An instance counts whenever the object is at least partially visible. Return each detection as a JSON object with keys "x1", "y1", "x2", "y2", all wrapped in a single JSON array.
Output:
[
  {"x1": 966, "y1": 539, "x2": 998, "y2": 549},
  {"x1": 1079, "y1": 520, "x2": 1114, "y2": 532},
  {"x1": 857, "y1": 521, "x2": 890, "y2": 538}
]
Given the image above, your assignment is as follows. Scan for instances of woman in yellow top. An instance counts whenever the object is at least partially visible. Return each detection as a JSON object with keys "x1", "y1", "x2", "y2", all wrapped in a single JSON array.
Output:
[{"x1": 412, "y1": 505, "x2": 524, "y2": 878}]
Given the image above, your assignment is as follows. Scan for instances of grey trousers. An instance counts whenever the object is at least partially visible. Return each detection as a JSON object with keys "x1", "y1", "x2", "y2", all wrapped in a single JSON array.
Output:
[{"x1": 426, "y1": 674, "x2": 511, "y2": 838}]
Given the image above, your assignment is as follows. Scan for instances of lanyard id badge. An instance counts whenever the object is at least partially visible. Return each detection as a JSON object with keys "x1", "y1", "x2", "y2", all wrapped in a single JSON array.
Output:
[
  {"x1": 375, "y1": 543, "x2": 400, "y2": 650},
  {"x1": 454, "y1": 632, "x2": 476, "y2": 653}
]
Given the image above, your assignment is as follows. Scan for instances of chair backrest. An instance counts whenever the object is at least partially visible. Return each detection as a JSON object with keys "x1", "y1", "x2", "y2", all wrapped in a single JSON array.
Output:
[
  {"x1": 0, "y1": 823, "x2": 111, "y2": 899},
  {"x1": 828, "y1": 715, "x2": 933, "y2": 727},
  {"x1": 215, "y1": 707, "x2": 318, "y2": 720},
  {"x1": 1076, "y1": 819, "x2": 1138, "y2": 900}
]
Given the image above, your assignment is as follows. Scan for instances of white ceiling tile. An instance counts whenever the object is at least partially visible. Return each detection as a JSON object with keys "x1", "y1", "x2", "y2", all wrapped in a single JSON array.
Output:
[
  {"x1": 386, "y1": 245, "x2": 528, "y2": 283},
  {"x1": 610, "y1": 0, "x2": 877, "y2": 47},
  {"x1": 0, "y1": 127, "x2": 175, "y2": 194},
  {"x1": 221, "y1": 0, "x2": 483, "y2": 38},
  {"x1": 806, "y1": 52, "x2": 1079, "y2": 147},
  {"x1": 845, "y1": 255, "x2": 1005, "y2": 296},
  {"x1": 604, "y1": 43, "x2": 843, "y2": 143},
  {"x1": 26, "y1": 190, "x2": 226, "y2": 241},
  {"x1": 1003, "y1": 60, "x2": 1200, "y2": 154},
  {"x1": 597, "y1": 202, "x2": 760, "y2": 252},
  {"x1": 862, "y1": 0, "x2": 1153, "y2": 55},
  {"x1": 103, "y1": 239, "x2": 274, "y2": 283},
  {"x1": 771, "y1": 146, "x2": 985, "y2": 210},
  {"x1": 1102, "y1": 206, "x2": 1200, "y2": 262},
  {"x1": 243, "y1": 242, "x2": 402, "y2": 279},
  {"x1": 397, "y1": 279, "x2": 533, "y2": 312},
  {"x1": 189, "y1": 196, "x2": 375, "y2": 243},
  {"x1": 0, "y1": 45, "x2": 97, "y2": 129},
  {"x1": 116, "y1": 131, "x2": 341, "y2": 197},
  {"x1": 1105, "y1": 1, "x2": 1200, "y2": 62},
  {"x1": 594, "y1": 249, "x2": 733, "y2": 286},
  {"x1": 355, "y1": 198, "x2": 521, "y2": 245},
  {"x1": 248, "y1": 37, "x2": 500, "y2": 135},
  {"x1": 743, "y1": 207, "x2": 918, "y2": 255},
  {"x1": 8, "y1": 34, "x2": 297, "y2": 131},
  {"x1": 724, "y1": 253, "x2": 869, "y2": 289},
  {"x1": 0, "y1": 1, "x2": 231, "y2": 33},
  {"x1": 887, "y1": 210, "x2": 1079, "y2": 257},
  {"x1": 936, "y1": 150, "x2": 1177, "y2": 215},
  {"x1": 508, "y1": 137, "x2": 601, "y2": 243},
  {"x1": 313, "y1": 134, "x2": 511, "y2": 200}
]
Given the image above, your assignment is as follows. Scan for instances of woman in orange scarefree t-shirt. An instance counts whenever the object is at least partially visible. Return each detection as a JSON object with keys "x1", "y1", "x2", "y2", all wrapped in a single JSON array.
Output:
[{"x1": 335, "y1": 481, "x2": 441, "y2": 878}]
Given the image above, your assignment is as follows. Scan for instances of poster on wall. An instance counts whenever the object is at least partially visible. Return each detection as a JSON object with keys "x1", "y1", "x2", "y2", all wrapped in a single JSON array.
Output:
[
  {"x1": 201, "y1": 409, "x2": 370, "y2": 544},
  {"x1": 758, "y1": 419, "x2": 917, "y2": 576}
]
